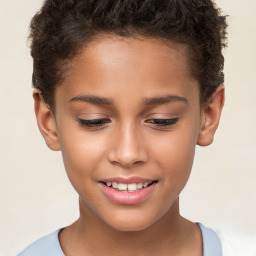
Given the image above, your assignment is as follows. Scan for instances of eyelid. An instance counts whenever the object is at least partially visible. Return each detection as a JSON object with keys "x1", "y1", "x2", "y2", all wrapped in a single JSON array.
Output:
[
  {"x1": 77, "y1": 118, "x2": 111, "y2": 130},
  {"x1": 145, "y1": 118, "x2": 179, "y2": 128},
  {"x1": 76, "y1": 112, "x2": 110, "y2": 119},
  {"x1": 76, "y1": 116, "x2": 179, "y2": 131},
  {"x1": 146, "y1": 117, "x2": 178, "y2": 122}
]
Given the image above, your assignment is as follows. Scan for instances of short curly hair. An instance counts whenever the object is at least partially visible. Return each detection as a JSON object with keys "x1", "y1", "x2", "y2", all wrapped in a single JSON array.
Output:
[{"x1": 29, "y1": 0, "x2": 227, "y2": 109}]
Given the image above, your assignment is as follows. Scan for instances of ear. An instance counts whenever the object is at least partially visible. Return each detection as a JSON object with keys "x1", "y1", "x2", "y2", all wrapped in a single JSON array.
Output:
[
  {"x1": 33, "y1": 90, "x2": 60, "y2": 151},
  {"x1": 197, "y1": 85, "x2": 225, "y2": 146}
]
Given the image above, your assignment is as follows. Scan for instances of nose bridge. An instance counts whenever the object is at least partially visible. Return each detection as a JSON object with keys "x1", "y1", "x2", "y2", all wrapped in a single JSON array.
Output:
[{"x1": 108, "y1": 120, "x2": 147, "y2": 167}]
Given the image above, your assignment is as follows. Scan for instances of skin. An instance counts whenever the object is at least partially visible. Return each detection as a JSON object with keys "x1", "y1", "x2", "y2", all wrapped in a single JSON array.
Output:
[{"x1": 34, "y1": 35, "x2": 224, "y2": 256}]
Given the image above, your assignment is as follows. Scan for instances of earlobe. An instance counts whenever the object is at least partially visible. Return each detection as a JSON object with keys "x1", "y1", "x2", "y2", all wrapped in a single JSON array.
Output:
[
  {"x1": 197, "y1": 85, "x2": 225, "y2": 146},
  {"x1": 33, "y1": 90, "x2": 60, "y2": 151}
]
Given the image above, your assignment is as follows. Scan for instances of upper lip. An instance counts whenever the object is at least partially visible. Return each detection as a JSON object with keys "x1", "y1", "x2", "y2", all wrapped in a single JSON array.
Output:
[{"x1": 100, "y1": 176, "x2": 157, "y2": 184}]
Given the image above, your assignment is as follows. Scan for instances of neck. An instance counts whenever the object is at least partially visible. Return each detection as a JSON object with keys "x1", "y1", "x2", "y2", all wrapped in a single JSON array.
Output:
[{"x1": 59, "y1": 198, "x2": 200, "y2": 256}]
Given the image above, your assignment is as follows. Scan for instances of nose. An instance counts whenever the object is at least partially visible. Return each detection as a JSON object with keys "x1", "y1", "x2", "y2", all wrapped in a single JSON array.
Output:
[{"x1": 107, "y1": 122, "x2": 148, "y2": 168}]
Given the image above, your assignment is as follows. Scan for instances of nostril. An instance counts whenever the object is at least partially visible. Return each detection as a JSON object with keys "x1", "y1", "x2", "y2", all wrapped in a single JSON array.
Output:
[
  {"x1": 107, "y1": 136, "x2": 148, "y2": 167},
  {"x1": 111, "y1": 159, "x2": 144, "y2": 168}
]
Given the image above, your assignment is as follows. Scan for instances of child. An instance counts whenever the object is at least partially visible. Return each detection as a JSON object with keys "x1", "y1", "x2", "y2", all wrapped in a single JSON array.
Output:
[{"x1": 18, "y1": 0, "x2": 228, "y2": 255}]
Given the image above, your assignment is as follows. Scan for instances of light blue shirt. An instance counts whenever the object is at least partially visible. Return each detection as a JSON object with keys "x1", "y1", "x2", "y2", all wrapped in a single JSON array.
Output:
[{"x1": 17, "y1": 222, "x2": 222, "y2": 256}]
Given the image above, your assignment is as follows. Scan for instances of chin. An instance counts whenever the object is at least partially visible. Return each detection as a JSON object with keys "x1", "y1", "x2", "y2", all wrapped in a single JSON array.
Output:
[
  {"x1": 102, "y1": 210, "x2": 159, "y2": 232},
  {"x1": 108, "y1": 221, "x2": 152, "y2": 232}
]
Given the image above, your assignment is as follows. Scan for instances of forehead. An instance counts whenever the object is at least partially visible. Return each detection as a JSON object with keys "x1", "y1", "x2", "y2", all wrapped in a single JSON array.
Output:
[
  {"x1": 76, "y1": 35, "x2": 191, "y2": 78},
  {"x1": 83, "y1": 35, "x2": 189, "y2": 61},
  {"x1": 57, "y1": 35, "x2": 199, "y2": 106}
]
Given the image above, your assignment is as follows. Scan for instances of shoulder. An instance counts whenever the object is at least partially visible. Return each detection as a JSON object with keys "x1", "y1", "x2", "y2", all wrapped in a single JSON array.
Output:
[
  {"x1": 217, "y1": 230, "x2": 256, "y2": 256},
  {"x1": 197, "y1": 223, "x2": 222, "y2": 256},
  {"x1": 17, "y1": 229, "x2": 65, "y2": 256},
  {"x1": 197, "y1": 223, "x2": 256, "y2": 256}
]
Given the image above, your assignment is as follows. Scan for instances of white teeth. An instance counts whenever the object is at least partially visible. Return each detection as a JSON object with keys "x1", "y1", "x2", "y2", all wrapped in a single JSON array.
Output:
[
  {"x1": 137, "y1": 183, "x2": 143, "y2": 189},
  {"x1": 127, "y1": 183, "x2": 137, "y2": 191},
  {"x1": 104, "y1": 181, "x2": 153, "y2": 192},
  {"x1": 118, "y1": 183, "x2": 128, "y2": 191},
  {"x1": 143, "y1": 182, "x2": 149, "y2": 188},
  {"x1": 112, "y1": 182, "x2": 118, "y2": 189}
]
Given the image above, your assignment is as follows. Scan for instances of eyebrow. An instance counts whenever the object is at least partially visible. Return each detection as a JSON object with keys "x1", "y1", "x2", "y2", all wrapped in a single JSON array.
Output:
[
  {"x1": 69, "y1": 95, "x2": 113, "y2": 105},
  {"x1": 143, "y1": 95, "x2": 188, "y2": 105},
  {"x1": 69, "y1": 94, "x2": 188, "y2": 106}
]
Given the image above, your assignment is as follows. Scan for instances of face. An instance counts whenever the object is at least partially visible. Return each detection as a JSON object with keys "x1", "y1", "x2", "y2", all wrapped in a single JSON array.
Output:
[{"x1": 47, "y1": 36, "x2": 203, "y2": 231}]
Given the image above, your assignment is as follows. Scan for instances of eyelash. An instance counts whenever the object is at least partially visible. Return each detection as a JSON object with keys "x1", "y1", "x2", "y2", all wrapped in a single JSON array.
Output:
[
  {"x1": 146, "y1": 118, "x2": 179, "y2": 127},
  {"x1": 78, "y1": 118, "x2": 111, "y2": 129},
  {"x1": 78, "y1": 118, "x2": 179, "y2": 130}
]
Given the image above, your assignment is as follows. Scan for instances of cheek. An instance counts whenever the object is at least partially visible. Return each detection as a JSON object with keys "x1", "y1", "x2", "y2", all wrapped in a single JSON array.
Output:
[
  {"x1": 150, "y1": 135, "x2": 196, "y2": 219},
  {"x1": 158, "y1": 137, "x2": 195, "y2": 183},
  {"x1": 152, "y1": 123, "x2": 199, "y2": 192},
  {"x1": 57, "y1": 122, "x2": 108, "y2": 186}
]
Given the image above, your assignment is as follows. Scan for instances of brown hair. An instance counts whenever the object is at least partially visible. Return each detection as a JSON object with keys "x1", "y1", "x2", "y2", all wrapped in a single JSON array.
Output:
[{"x1": 29, "y1": 0, "x2": 227, "y2": 109}]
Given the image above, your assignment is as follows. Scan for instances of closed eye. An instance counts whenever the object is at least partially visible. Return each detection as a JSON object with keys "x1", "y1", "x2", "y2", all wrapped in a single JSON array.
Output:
[
  {"x1": 78, "y1": 118, "x2": 111, "y2": 129},
  {"x1": 145, "y1": 118, "x2": 179, "y2": 127},
  {"x1": 77, "y1": 118, "x2": 178, "y2": 130}
]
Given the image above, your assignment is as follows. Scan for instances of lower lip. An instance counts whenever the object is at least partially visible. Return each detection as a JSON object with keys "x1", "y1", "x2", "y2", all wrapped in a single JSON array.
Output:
[{"x1": 99, "y1": 182, "x2": 157, "y2": 205}]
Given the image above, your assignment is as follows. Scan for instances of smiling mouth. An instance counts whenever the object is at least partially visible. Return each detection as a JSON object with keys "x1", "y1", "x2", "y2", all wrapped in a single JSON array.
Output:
[{"x1": 100, "y1": 181, "x2": 158, "y2": 192}]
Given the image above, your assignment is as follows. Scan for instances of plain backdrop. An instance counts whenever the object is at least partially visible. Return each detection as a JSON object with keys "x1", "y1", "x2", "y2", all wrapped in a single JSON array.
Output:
[{"x1": 0, "y1": 0, "x2": 256, "y2": 255}]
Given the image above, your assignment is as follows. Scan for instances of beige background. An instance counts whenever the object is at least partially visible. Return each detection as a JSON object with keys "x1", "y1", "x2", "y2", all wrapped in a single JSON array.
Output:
[{"x1": 0, "y1": 0, "x2": 256, "y2": 255}]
